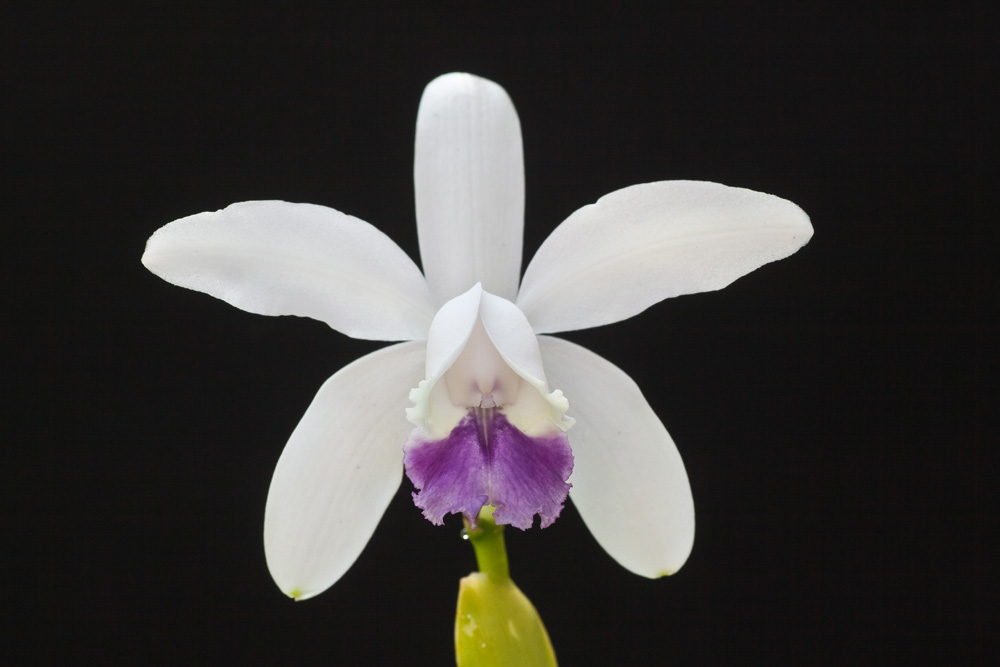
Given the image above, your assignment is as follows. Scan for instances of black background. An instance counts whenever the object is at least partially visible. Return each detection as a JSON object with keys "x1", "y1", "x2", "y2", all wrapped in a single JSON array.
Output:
[{"x1": 5, "y1": 2, "x2": 993, "y2": 665}]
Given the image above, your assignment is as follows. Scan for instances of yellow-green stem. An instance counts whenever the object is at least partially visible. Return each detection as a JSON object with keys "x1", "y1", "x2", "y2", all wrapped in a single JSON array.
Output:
[
  {"x1": 455, "y1": 506, "x2": 558, "y2": 666},
  {"x1": 462, "y1": 505, "x2": 509, "y2": 580}
]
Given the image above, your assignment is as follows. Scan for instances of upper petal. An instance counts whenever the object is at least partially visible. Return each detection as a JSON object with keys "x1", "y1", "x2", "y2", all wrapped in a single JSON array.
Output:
[
  {"x1": 414, "y1": 73, "x2": 525, "y2": 305},
  {"x1": 538, "y1": 336, "x2": 694, "y2": 578},
  {"x1": 263, "y1": 341, "x2": 427, "y2": 600},
  {"x1": 142, "y1": 201, "x2": 436, "y2": 341},
  {"x1": 517, "y1": 181, "x2": 813, "y2": 333}
]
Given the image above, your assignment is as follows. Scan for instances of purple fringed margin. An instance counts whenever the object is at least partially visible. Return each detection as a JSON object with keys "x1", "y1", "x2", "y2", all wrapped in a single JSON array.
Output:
[{"x1": 403, "y1": 408, "x2": 573, "y2": 530}]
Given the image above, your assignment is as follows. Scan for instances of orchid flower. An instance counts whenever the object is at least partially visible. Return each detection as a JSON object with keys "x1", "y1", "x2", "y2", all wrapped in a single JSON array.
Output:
[{"x1": 142, "y1": 73, "x2": 812, "y2": 601}]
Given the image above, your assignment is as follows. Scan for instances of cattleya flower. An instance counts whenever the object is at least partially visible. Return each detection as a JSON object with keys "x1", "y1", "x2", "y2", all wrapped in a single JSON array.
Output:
[{"x1": 143, "y1": 73, "x2": 812, "y2": 601}]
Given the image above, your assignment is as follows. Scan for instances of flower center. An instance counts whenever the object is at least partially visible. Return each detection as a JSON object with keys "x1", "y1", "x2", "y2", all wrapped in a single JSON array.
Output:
[
  {"x1": 443, "y1": 317, "x2": 521, "y2": 410},
  {"x1": 402, "y1": 284, "x2": 574, "y2": 530}
]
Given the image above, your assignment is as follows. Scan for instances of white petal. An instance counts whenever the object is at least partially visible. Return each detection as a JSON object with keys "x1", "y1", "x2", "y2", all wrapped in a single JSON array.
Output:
[
  {"x1": 517, "y1": 181, "x2": 813, "y2": 333},
  {"x1": 263, "y1": 341, "x2": 426, "y2": 600},
  {"x1": 538, "y1": 336, "x2": 694, "y2": 577},
  {"x1": 414, "y1": 73, "x2": 525, "y2": 305},
  {"x1": 142, "y1": 201, "x2": 436, "y2": 341}
]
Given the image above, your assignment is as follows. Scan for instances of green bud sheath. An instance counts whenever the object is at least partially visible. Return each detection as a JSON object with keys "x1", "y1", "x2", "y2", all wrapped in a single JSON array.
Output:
[{"x1": 455, "y1": 507, "x2": 558, "y2": 667}]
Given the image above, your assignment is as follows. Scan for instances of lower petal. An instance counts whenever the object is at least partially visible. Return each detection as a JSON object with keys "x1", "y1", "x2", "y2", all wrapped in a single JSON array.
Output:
[
  {"x1": 537, "y1": 336, "x2": 695, "y2": 578},
  {"x1": 403, "y1": 409, "x2": 573, "y2": 530},
  {"x1": 263, "y1": 341, "x2": 426, "y2": 600}
]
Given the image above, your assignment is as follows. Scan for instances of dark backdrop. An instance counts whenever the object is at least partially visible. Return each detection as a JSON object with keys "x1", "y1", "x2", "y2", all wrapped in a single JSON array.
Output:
[{"x1": 5, "y1": 2, "x2": 992, "y2": 664}]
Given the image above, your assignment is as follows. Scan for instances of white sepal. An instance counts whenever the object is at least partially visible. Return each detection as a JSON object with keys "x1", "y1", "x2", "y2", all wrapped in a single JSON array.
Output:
[
  {"x1": 538, "y1": 336, "x2": 695, "y2": 577},
  {"x1": 415, "y1": 73, "x2": 525, "y2": 305},
  {"x1": 264, "y1": 341, "x2": 426, "y2": 600}
]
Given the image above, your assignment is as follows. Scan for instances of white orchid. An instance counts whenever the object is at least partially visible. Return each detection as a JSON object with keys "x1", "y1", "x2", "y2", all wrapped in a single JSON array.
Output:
[{"x1": 143, "y1": 73, "x2": 812, "y2": 601}]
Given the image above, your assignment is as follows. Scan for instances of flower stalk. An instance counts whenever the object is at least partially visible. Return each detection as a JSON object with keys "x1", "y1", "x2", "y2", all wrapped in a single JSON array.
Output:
[
  {"x1": 455, "y1": 506, "x2": 558, "y2": 666},
  {"x1": 463, "y1": 506, "x2": 510, "y2": 580}
]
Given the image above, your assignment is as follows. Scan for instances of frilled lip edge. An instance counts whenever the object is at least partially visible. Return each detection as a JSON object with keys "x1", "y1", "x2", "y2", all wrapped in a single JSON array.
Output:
[{"x1": 403, "y1": 407, "x2": 574, "y2": 529}]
